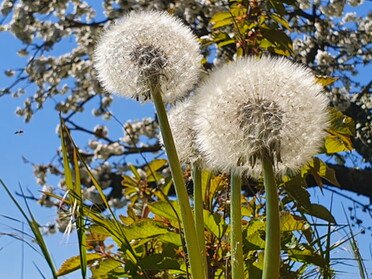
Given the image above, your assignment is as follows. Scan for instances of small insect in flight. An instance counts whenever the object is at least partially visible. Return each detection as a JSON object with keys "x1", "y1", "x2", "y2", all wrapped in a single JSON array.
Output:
[{"x1": 14, "y1": 129, "x2": 24, "y2": 135}]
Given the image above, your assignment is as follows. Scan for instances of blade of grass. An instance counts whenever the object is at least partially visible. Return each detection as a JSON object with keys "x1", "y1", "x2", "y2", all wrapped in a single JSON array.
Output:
[
  {"x1": 60, "y1": 119, "x2": 140, "y2": 269},
  {"x1": 60, "y1": 118, "x2": 87, "y2": 278},
  {"x1": 0, "y1": 179, "x2": 57, "y2": 279},
  {"x1": 342, "y1": 207, "x2": 367, "y2": 279},
  {"x1": 73, "y1": 150, "x2": 87, "y2": 278}
]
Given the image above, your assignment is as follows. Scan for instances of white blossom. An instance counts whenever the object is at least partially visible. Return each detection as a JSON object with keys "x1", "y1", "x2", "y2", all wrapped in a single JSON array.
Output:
[
  {"x1": 94, "y1": 10, "x2": 201, "y2": 104},
  {"x1": 194, "y1": 56, "x2": 329, "y2": 177}
]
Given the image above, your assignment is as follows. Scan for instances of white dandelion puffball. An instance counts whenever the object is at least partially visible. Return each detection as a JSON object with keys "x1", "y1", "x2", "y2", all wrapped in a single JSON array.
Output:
[
  {"x1": 94, "y1": 10, "x2": 202, "y2": 104},
  {"x1": 162, "y1": 98, "x2": 203, "y2": 165},
  {"x1": 194, "y1": 56, "x2": 329, "y2": 177}
]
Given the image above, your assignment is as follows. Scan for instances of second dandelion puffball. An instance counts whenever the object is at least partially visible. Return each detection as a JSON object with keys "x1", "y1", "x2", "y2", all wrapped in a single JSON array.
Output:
[
  {"x1": 94, "y1": 11, "x2": 201, "y2": 104},
  {"x1": 194, "y1": 56, "x2": 329, "y2": 177}
]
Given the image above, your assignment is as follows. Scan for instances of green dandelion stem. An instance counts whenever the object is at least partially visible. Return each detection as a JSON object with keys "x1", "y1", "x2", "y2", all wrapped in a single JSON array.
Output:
[
  {"x1": 231, "y1": 173, "x2": 244, "y2": 279},
  {"x1": 192, "y1": 165, "x2": 208, "y2": 279},
  {"x1": 150, "y1": 83, "x2": 206, "y2": 279},
  {"x1": 262, "y1": 156, "x2": 281, "y2": 279}
]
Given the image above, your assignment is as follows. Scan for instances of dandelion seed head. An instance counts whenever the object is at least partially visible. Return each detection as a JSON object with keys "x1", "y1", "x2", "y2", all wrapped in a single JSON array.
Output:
[
  {"x1": 94, "y1": 10, "x2": 201, "y2": 104},
  {"x1": 194, "y1": 56, "x2": 329, "y2": 177},
  {"x1": 163, "y1": 98, "x2": 204, "y2": 166}
]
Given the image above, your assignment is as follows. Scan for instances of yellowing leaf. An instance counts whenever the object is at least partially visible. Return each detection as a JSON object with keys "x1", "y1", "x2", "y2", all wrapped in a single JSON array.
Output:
[
  {"x1": 325, "y1": 131, "x2": 354, "y2": 153},
  {"x1": 145, "y1": 159, "x2": 167, "y2": 176},
  {"x1": 57, "y1": 254, "x2": 103, "y2": 276},
  {"x1": 210, "y1": 12, "x2": 232, "y2": 23},
  {"x1": 316, "y1": 75, "x2": 339, "y2": 87},
  {"x1": 280, "y1": 212, "x2": 310, "y2": 231}
]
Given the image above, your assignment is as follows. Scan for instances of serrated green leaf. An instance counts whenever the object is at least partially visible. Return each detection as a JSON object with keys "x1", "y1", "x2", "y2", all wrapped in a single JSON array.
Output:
[
  {"x1": 203, "y1": 210, "x2": 228, "y2": 239},
  {"x1": 57, "y1": 254, "x2": 103, "y2": 276}
]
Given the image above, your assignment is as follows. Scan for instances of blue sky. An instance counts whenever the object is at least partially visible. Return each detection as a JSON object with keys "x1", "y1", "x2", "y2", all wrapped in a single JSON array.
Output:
[{"x1": 0, "y1": 2, "x2": 371, "y2": 278}]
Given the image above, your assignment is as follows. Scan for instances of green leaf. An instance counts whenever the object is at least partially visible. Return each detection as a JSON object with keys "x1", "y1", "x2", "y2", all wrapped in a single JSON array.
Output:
[
  {"x1": 91, "y1": 258, "x2": 122, "y2": 279},
  {"x1": 158, "y1": 232, "x2": 183, "y2": 246},
  {"x1": 244, "y1": 219, "x2": 266, "y2": 250},
  {"x1": 148, "y1": 200, "x2": 181, "y2": 222},
  {"x1": 218, "y1": 39, "x2": 235, "y2": 47},
  {"x1": 213, "y1": 18, "x2": 233, "y2": 29},
  {"x1": 307, "y1": 204, "x2": 336, "y2": 224},
  {"x1": 282, "y1": 175, "x2": 311, "y2": 211},
  {"x1": 261, "y1": 28, "x2": 292, "y2": 55},
  {"x1": 268, "y1": 0, "x2": 285, "y2": 15},
  {"x1": 288, "y1": 249, "x2": 326, "y2": 267},
  {"x1": 259, "y1": 38, "x2": 274, "y2": 48},
  {"x1": 203, "y1": 210, "x2": 228, "y2": 239},
  {"x1": 269, "y1": 13, "x2": 291, "y2": 30},
  {"x1": 57, "y1": 254, "x2": 103, "y2": 276},
  {"x1": 123, "y1": 219, "x2": 170, "y2": 241},
  {"x1": 302, "y1": 157, "x2": 340, "y2": 187},
  {"x1": 129, "y1": 164, "x2": 141, "y2": 180},
  {"x1": 328, "y1": 107, "x2": 355, "y2": 136},
  {"x1": 138, "y1": 254, "x2": 181, "y2": 271}
]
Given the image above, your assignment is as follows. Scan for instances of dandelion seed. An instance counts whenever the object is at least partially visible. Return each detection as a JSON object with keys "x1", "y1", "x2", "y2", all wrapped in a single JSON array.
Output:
[{"x1": 94, "y1": 10, "x2": 201, "y2": 104}]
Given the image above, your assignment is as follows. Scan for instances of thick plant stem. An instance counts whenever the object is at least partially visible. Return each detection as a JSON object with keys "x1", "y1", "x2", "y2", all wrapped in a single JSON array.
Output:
[
  {"x1": 262, "y1": 157, "x2": 281, "y2": 279},
  {"x1": 192, "y1": 165, "x2": 209, "y2": 279},
  {"x1": 230, "y1": 173, "x2": 244, "y2": 279},
  {"x1": 150, "y1": 85, "x2": 206, "y2": 279}
]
